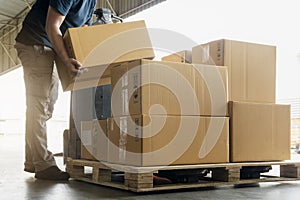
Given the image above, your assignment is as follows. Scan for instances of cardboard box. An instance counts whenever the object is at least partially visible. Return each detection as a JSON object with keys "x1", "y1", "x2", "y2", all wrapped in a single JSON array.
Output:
[
  {"x1": 56, "y1": 58, "x2": 112, "y2": 91},
  {"x1": 161, "y1": 50, "x2": 192, "y2": 63},
  {"x1": 229, "y1": 101, "x2": 291, "y2": 162},
  {"x1": 108, "y1": 115, "x2": 229, "y2": 166},
  {"x1": 111, "y1": 59, "x2": 228, "y2": 117},
  {"x1": 192, "y1": 39, "x2": 276, "y2": 103},
  {"x1": 56, "y1": 20, "x2": 155, "y2": 91},
  {"x1": 81, "y1": 119, "x2": 108, "y2": 161}
]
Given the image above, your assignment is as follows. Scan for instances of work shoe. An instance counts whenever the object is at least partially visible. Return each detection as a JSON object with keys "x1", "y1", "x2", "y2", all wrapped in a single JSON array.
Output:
[
  {"x1": 153, "y1": 175, "x2": 172, "y2": 185},
  {"x1": 35, "y1": 166, "x2": 70, "y2": 181}
]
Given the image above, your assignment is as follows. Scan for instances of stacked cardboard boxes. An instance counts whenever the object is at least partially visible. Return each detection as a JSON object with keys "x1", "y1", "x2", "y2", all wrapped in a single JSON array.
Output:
[
  {"x1": 191, "y1": 39, "x2": 291, "y2": 162},
  {"x1": 161, "y1": 50, "x2": 192, "y2": 63},
  {"x1": 62, "y1": 20, "x2": 290, "y2": 165},
  {"x1": 108, "y1": 59, "x2": 229, "y2": 166},
  {"x1": 59, "y1": 20, "x2": 154, "y2": 161}
]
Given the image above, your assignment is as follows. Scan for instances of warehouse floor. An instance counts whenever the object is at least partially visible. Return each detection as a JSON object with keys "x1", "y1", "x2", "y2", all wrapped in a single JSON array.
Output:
[{"x1": 1, "y1": 134, "x2": 300, "y2": 200}]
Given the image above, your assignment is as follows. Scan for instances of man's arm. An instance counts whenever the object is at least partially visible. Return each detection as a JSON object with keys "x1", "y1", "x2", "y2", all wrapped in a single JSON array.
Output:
[{"x1": 45, "y1": 6, "x2": 81, "y2": 74}]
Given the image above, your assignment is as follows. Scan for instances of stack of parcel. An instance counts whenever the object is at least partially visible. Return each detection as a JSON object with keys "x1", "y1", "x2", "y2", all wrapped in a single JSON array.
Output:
[
  {"x1": 60, "y1": 20, "x2": 290, "y2": 166},
  {"x1": 166, "y1": 39, "x2": 291, "y2": 162}
]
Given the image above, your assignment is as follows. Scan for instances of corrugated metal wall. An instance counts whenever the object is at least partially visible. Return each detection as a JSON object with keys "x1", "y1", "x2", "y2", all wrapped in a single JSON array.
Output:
[
  {"x1": 0, "y1": 0, "x2": 166, "y2": 75},
  {"x1": 0, "y1": 3, "x2": 31, "y2": 75},
  {"x1": 96, "y1": 0, "x2": 166, "y2": 18},
  {"x1": 0, "y1": 21, "x2": 22, "y2": 75}
]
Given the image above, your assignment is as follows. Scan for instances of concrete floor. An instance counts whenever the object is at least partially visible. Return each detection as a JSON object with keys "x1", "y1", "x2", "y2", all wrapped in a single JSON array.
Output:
[{"x1": 1, "y1": 134, "x2": 300, "y2": 200}]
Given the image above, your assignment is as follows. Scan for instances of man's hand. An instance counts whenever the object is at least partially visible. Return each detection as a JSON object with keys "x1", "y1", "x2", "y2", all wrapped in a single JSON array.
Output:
[
  {"x1": 65, "y1": 58, "x2": 89, "y2": 77},
  {"x1": 64, "y1": 57, "x2": 82, "y2": 74}
]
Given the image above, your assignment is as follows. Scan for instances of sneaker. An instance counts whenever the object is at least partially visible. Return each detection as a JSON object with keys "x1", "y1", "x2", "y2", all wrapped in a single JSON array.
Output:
[{"x1": 35, "y1": 166, "x2": 70, "y2": 181}]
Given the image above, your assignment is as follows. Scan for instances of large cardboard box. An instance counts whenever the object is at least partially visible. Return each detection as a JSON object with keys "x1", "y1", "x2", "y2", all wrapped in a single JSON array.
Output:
[
  {"x1": 161, "y1": 50, "x2": 192, "y2": 63},
  {"x1": 81, "y1": 119, "x2": 108, "y2": 161},
  {"x1": 229, "y1": 101, "x2": 291, "y2": 162},
  {"x1": 108, "y1": 115, "x2": 229, "y2": 166},
  {"x1": 192, "y1": 39, "x2": 276, "y2": 103},
  {"x1": 56, "y1": 20, "x2": 155, "y2": 91},
  {"x1": 111, "y1": 59, "x2": 228, "y2": 117}
]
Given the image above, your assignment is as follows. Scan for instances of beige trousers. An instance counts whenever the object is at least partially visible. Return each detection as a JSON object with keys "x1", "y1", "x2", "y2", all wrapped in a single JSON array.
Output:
[{"x1": 15, "y1": 42, "x2": 60, "y2": 172}]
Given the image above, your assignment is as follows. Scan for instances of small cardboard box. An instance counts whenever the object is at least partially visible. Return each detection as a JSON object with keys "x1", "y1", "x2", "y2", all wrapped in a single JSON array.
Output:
[
  {"x1": 56, "y1": 20, "x2": 155, "y2": 91},
  {"x1": 161, "y1": 50, "x2": 192, "y2": 63},
  {"x1": 111, "y1": 59, "x2": 228, "y2": 117},
  {"x1": 229, "y1": 101, "x2": 291, "y2": 162},
  {"x1": 192, "y1": 39, "x2": 276, "y2": 103},
  {"x1": 107, "y1": 115, "x2": 229, "y2": 166},
  {"x1": 81, "y1": 119, "x2": 108, "y2": 161}
]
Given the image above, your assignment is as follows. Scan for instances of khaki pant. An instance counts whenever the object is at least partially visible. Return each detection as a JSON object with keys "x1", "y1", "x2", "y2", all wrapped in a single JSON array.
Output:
[{"x1": 15, "y1": 42, "x2": 60, "y2": 172}]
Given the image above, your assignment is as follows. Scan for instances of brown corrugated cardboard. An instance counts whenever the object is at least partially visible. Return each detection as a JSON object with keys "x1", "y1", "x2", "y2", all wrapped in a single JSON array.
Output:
[
  {"x1": 161, "y1": 50, "x2": 192, "y2": 63},
  {"x1": 111, "y1": 59, "x2": 228, "y2": 117},
  {"x1": 56, "y1": 20, "x2": 155, "y2": 91},
  {"x1": 55, "y1": 58, "x2": 112, "y2": 91},
  {"x1": 81, "y1": 119, "x2": 108, "y2": 161},
  {"x1": 229, "y1": 101, "x2": 291, "y2": 162},
  {"x1": 192, "y1": 39, "x2": 276, "y2": 103},
  {"x1": 108, "y1": 115, "x2": 229, "y2": 166}
]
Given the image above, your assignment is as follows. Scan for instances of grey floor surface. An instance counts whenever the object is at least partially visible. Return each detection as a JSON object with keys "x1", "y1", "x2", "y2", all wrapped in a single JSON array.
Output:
[{"x1": 1, "y1": 134, "x2": 300, "y2": 200}]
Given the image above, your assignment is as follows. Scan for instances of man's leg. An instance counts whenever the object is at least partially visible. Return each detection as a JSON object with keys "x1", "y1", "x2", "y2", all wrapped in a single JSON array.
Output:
[
  {"x1": 46, "y1": 66, "x2": 59, "y2": 121},
  {"x1": 15, "y1": 42, "x2": 58, "y2": 172}
]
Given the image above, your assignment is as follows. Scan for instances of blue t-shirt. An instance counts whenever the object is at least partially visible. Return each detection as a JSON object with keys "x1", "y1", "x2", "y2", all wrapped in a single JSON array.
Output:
[{"x1": 16, "y1": 0, "x2": 96, "y2": 48}]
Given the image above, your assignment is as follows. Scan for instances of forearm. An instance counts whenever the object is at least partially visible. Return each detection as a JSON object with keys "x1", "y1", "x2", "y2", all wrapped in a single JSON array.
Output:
[
  {"x1": 46, "y1": 25, "x2": 69, "y2": 63},
  {"x1": 46, "y1": 6, "x2": 81, "y2": 73}
]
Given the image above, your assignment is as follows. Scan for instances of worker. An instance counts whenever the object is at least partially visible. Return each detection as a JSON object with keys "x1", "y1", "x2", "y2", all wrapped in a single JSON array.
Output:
[{"x1": 14, "y1": 0, "x2": 96, "y2": 181}]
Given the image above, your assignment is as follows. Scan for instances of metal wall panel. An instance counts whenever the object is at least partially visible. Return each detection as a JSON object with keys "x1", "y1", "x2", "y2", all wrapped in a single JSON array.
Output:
[
  {"x1": 0, "y1": 14, "x2": 26, "y2": 75},
  {"x1": 0, "y1": 1, "x2": 31, "y2": 75}
]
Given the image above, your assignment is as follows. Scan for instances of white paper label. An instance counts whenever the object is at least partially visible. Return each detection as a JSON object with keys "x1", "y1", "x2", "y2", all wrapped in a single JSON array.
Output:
[
  {"x1": 202, "y1": 45, "x2": 210, "y2": 63},
  {"x1": 119, "y1": 117, "x2": 128, "y2": 163},
  {"x1": 82, "y1": 130, "x2": 92, "y2": 146},
  {"x1": 122, "y1": 88, "x2": 129, "y2": 114},
  {"x1": 133, "y1": 73, "x2": 138, "y2": 89},
  {"x1": 134, "y1": 118, "x2": 140, "y2": 142},
  {"x1": 122, "y1": 72, "x2": 128, "y2": 88}
]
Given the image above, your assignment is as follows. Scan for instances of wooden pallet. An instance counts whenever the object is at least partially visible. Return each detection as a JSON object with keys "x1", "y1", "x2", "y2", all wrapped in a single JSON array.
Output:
[{"x1": 66, "y1": 158, "x2": 300, "y2": 192}]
